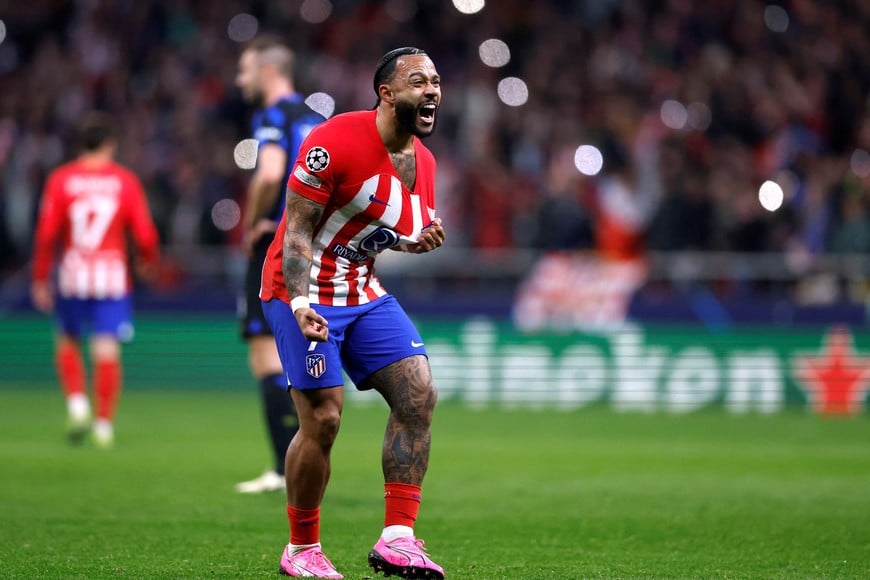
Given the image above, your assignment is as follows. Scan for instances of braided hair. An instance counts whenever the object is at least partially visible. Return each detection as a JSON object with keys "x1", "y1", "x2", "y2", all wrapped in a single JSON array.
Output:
[{"x1": 372, "y1": 47, "x2": 427, "y2": 107}]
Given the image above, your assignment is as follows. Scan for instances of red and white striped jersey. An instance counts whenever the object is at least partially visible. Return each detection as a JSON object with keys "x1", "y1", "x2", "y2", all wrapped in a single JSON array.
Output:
[
  {"x1": 260, "y1": 110, "x2": 437, "y2": 307},
  {"x1": 32, "y1": 159, "x2": 159, "y2": 299}
]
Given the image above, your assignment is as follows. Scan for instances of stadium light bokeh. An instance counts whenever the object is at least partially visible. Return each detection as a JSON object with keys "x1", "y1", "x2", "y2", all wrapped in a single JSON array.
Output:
[
  {"x1": 687, "y1": 102, "x2": 712, "y2": 131},
  {"x1": 300, "y1": 0, "x2": 333, "y2": 24},
  {"x1": 211, "y1": 199, "x2": 242, "y2": 232},
  {"x1": 227, "y1": 13, "x2": 259, "y2": 43},
  {"x1": 478, "y1": 39, "x2": 510, "y2": 68},
  {"x1": 574, "y1": 145, "x2": 604, "y2": 176},
  {"x1": 452, "y1": 0, "x2": 485, "y2": 15},
  {"x1": 852, "y1": 149, "x2": 869, "y2": 178},
  {"x1": 758, "y1": 180, "x2": 785, "y2": 212},
  {"x1": 764, "y1": 5, "x2": 790, "y2": 33},
  {"x1": 305, "y1": 92, "x2": 336, "y2": 119},
  {"x1": 660, "y1": 100, "x2": 688, "y2": 131},
  {"x1": 497, "y1": 77, "x2": 528, "y2": 107},
  {"x1": 233, "y1": 139, "x2": 258, "y2": 170}
]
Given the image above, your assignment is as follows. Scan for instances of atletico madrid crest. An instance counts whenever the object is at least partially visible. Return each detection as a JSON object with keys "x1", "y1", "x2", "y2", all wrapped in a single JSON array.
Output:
[{"x1": 306, "y1": 353, "x2": 326, "y2": 379}]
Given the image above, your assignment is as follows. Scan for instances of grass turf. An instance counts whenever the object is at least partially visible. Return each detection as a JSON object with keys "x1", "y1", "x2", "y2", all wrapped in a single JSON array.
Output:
[{"x1": 0, "y1": 388, "x2": 867, "y2": 579}]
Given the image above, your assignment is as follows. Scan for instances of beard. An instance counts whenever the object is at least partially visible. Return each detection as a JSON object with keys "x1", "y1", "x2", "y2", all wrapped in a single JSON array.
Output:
[
  {"x1": 395, "y1": 99, "x2": 436, "y2": 138},
  {"x1": 243, "y1": 87, "x2": 265, "y2": 107}
]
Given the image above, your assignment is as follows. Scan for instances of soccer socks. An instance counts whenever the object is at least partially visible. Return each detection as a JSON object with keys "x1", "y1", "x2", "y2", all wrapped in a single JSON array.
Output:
[
  {"x1": 67, "y1": 393, "x2": 90, "y2": 420},
  {"x1": 381, "y1": 525, "x2": 415, "y2": 542},
  {"x1": 95, "y1": 359, "x2": 121, "y2": 421},
  {"x1": 287, "y1": 504, "x2": 321, "y2": 546},
  {"x1": 56, "y1": 342, "x2": 119, "y2": 422},
  {"x1": 56, "y1": 342, "x2": 119, "y2": 446},
  {"x1": 56, "y1": 341, "x2": 86, "y2": 399},
  {"x1": 260, "y1": 374, "x2": 299, "y2": 474},
  {"x1": 383, "y1": 482, "x2": 422, "y2": 531}
]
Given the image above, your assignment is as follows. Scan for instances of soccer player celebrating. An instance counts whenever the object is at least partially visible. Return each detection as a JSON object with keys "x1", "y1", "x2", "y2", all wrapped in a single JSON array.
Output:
[
  {"x1": 260, "y1": 47, "x2": 446, "y2": 579},
  {"x1": 31, "y1": 112, "x2": 160, "y2": 448},
  {"x1": 234, "y1": 36, "x2": 325, "y2": 494}
]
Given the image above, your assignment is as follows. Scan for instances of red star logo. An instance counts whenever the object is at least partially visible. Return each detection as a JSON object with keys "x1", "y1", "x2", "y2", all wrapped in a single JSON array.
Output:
[{"x1": 793, "y1": 326, "x2": 870, "y2": 415}]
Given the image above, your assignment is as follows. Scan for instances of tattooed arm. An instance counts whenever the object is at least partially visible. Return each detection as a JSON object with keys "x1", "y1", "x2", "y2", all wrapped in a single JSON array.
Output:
[{"x1": 282, "y1": 189, "x2": 329, "y2": 341}]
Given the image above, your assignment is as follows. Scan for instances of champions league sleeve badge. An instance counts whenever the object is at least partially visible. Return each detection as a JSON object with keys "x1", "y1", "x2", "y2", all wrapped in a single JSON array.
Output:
[
  {"x1": 293, "y1": 165, "x2": 323, "y2": 188},
  {"x1": 305, "y1": 146, "x2": 330, "y2": 172},
  {"x1": 306, "y1": 353, "x2": 326, "y2": 378}
]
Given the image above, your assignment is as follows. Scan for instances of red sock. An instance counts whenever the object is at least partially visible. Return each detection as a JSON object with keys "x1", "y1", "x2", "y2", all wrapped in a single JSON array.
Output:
[
  {"x1": 56, "y1": 342, "x2": 85, "y2": 397},
  {"x1": 287, "y1": 505, "x2": 320, "y2": 545},
  {"x1": 95, "y1": 359, "x2": 121, "y2": 421},
  {"x1": 384, "y1": 482, "x2": 422, "y2": 528}
]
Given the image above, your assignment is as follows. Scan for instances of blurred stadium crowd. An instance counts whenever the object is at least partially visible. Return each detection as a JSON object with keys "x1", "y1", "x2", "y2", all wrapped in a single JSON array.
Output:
[{"x1": 0, "y1": 0, "x2": 867, "y2": 282}]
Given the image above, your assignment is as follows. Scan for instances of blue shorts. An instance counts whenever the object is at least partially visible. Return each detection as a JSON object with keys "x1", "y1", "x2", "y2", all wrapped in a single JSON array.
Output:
[
  {"x1": 55, "y1": 295, "x2": 134, "y2": 341},
  {"x1": 262, "y1": 294, "x2": 427, "y2": 390}
]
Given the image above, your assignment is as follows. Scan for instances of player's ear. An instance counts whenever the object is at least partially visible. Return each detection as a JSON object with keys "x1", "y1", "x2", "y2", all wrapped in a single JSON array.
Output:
[{"x1": 378, "y1": 84, "x2": 395, "y2": 105}]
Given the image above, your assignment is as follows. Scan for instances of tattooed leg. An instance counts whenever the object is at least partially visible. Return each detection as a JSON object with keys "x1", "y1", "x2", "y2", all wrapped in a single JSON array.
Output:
[{"x1": 364, "y1": 355, "x2": 438, "y2": 485}]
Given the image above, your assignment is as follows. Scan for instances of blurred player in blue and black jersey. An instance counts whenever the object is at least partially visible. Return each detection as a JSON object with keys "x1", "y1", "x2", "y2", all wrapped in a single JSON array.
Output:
[{"x1": 234, "y1": 35, "x2": 325, "y2": 493}]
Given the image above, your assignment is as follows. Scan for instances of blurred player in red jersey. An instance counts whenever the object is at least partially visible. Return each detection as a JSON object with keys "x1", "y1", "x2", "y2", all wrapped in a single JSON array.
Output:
[
  {"x1": 31, "y1": 112, "x2": 160, "y2": 449},
  {"x1": 260, "y1": 48, "x2": 446, "y2": 579}
]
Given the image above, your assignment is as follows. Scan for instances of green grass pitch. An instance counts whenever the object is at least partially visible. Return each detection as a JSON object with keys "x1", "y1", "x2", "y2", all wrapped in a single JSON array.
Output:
[{"x1": 0, "y1": 388, "x2": 867, "y2": 579}]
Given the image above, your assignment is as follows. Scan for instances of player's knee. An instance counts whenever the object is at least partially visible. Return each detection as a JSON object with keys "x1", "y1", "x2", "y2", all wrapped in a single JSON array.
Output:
[
  {"x1": 310, "y1": 406, "x2": 341, "y2": 446},
  {"x1": 395, "y1": 379, "x2": 437, "y2": 426},
  {"x1": 417, "y1": 381, "x2": 437, "y2": 419},
  {"x1": 90, "y1": 336, "x2": 121, "y2": 361},
  {"x1": 420, "y1": 377, "x2": 438, "y2": 409},
  {"x1": 428, "y1": 381, "x2": 439, "y2": 407}
]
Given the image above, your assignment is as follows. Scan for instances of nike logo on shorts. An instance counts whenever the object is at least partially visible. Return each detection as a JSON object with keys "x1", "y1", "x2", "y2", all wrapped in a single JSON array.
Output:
[{"x1": 411, "y1": 340, "x2": 424, "y2": 348}]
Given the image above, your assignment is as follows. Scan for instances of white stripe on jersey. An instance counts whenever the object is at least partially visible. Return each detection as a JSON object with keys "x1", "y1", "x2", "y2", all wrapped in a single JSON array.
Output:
[
  {"x1": 332, "y1": 279, "x2": 350, "y2": 307},
  {"x1": 379, "y1": 175, "x2": 404, "y2": 224},
  {"x1": 59, "y1": 258, "x2": 75, "y2": 297},
  {"x1": 58, "y1": 250, "x2": 129, "y2": 299},
  {"x1": 367, "y1": 272, "x2": 385, "y2": 296},
  {"x1": 109, "y1": 261, "x2": 126, "y2": 299},
  {"x1": 310, "y1": 175, "x2": 380, "y2": 304},
  {"x1": 307, "y1": 256, "x2": 327, "y2": 305},
  {"x1": 94, "y1": 259, "x2": 109, "y2": 299},
  {"x1": 75, "y1": 262, "x2": 89, "y2": 298},
  {"x1": 409, "y1": 193, "x2": 423, "y2": 240},
  {"x1": 352, "y1": 262, "x2": 371, "y2": 301},
  {"x1": 308, "y1": 173, "x2": 430, "y2": 305}
]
